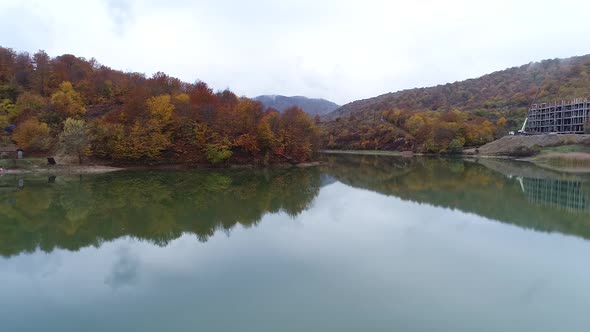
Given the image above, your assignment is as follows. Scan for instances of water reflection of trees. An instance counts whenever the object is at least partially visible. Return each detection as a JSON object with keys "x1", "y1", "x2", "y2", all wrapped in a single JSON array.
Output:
[
  {"x1": 4, "y1": 156, "x2": 590, "y2": 256},
  {"x1": 0, "y1": 168, "x2": 321, "y2": 257},
  {"x1": 324, "y1": 154, "x2": 590, "y2": 240}
]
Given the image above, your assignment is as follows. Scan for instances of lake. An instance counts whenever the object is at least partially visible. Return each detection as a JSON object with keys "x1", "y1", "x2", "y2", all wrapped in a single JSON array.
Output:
[{"x1": 1, "y1": 155, "x2": 590, "y2": 331}]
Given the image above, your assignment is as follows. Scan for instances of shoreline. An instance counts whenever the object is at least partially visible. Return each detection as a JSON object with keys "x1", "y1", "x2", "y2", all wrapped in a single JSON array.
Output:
[
  {"x1": 321, "y1": 149, "x2": 516, "y2": 159},
  {"x1": 6, "y1": 149, "x2": 590, "y2": 175},
  {"x1": 2, "y1": 161, "x2": 325, "y2": 175},
  {"x1": 4, "y1": 165, "x2": 124, "y2": 175},
  {"x1": 321, "y1": 150, "x2": 421, "y2": 157}
]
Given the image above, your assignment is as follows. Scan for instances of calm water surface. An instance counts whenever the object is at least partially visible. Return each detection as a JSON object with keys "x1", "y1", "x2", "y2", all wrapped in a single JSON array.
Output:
[{"x1": 1, "y1": 155, "x2": 590, "y2": 331}]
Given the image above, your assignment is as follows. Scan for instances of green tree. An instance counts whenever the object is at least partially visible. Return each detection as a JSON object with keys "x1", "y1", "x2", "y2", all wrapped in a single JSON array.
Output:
[
  {"x1": 59, "y1": 118, "x2": 89, "y2": 164},
  {"x1": 448, "y1": 138, "x2": 465, "y2": 154},
  {"x1": 206, "y1": 139, "x2": 233, "y2": 164},
  {"x1": 0, "y1": 99, "x2": 18, "y2": 128}
]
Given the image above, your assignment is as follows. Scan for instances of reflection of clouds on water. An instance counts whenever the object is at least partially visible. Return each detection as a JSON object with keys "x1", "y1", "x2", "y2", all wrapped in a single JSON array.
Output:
[
  {"x1": 2, "y1": 251, "x2": 64, "y2": 278},
  {"x1": 1, "y1": 178, "x2": 590, "y2": 332},
  {"x1": 519, "y1": 278, "x2": 547, "y2": 305},
  {"x1": 105, "y1": 247, "x2": 140, "y2": 289}
]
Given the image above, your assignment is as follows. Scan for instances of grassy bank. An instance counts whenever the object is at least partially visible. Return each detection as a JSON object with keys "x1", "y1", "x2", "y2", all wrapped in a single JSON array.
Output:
[
  {"x1": 0, "y1": 157, "x2": 122, "y2": 174},
  {"x1": 0, "y1": 158, "x2": 47, "y2": 169},
  {"x1": 533, "y1": 150, "x2": 590, "y2": 173},
  {"x1": 538, "y1": 144, "x2": 590, "y2": 155},
  {"x1": 465, "y1": 134, "x2": 590, "y2": 157},
  {"x1": 462, "y1": 135, "x2": 590, "y2": 173},
  {"x1": 0, "y1": 157, "x2": 322, "y2": 174}
]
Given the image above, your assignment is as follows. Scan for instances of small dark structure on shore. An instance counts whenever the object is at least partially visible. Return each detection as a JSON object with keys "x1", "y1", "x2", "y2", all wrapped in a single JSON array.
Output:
[
  {"x1": 527, "y1": 98, "x2": 590, "y2": 134},
  {"x1": 0, "y1": 145, "x2": 19, "y2": 163}
]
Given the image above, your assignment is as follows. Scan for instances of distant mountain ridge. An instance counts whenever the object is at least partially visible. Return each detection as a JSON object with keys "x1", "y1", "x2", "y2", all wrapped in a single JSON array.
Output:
[
  {"x1": 254, "y1": 95, "x2": 339, "y2": 116},
  {"x1": 325, "y1": 54, "x2": 590, "y2": 120}
]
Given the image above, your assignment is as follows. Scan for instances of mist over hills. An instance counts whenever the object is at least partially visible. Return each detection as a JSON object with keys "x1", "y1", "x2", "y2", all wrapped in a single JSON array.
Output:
[
  {"x1": 254, "y1": 95, "x2": 339, "y2": 116},
  {"x1": 320, "y1": 54, "x2": 590, "y2": 152},
  {"x1": 326, "y1": 54, "x2": 590, "y2": 120}
]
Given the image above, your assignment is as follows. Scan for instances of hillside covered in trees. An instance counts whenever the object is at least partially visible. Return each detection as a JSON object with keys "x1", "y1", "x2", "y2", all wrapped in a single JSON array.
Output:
[
  {"x1": 323, "y1": 54, "x2": 590, "y2": 152},
  {"x1": 4, "y1": 46, "x2": 588, "y2": 158},
  {"x1": 0, "y1": 47, "x2": 321, "y2": 166}
]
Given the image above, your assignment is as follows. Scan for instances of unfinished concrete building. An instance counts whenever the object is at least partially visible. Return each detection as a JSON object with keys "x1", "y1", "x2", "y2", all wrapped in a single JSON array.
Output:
[{"x1": 527, "y1": 98, "x2": 590, "y2": 134}]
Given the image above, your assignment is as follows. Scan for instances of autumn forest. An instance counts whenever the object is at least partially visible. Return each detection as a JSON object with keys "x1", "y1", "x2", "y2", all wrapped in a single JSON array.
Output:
[
  {"x1": 2, "y1": 46, "x2": 590, "y2": 161},
  {"x1": 322, "y1": 54, "x2": 590, "y2": 152},
  {"x1": 0, "y1": 47, "x2": 321, "y2": 165}
]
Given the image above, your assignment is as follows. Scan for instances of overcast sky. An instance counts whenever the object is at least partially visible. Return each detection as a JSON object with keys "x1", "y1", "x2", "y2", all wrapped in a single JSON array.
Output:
[{"x1": 1, "y1": 0, "x2": 590, "y2": 105}]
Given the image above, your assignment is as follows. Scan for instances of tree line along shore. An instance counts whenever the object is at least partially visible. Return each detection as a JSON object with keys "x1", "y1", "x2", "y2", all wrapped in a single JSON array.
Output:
[
  {"x1": 0, "y1": 47, "x2": 321, "y2": 168},
  {"x1": 2, "y1": 46, "x2": 590, "y2": 171}
]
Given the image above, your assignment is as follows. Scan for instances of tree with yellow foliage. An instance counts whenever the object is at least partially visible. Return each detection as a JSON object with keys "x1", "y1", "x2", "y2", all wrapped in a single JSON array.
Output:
[
  {"x1": 116, "y1": 95, "x2": 175, "y2": 161},
  {"x1": 51, "y1": 81, "x2": 86, "y2": 119}
]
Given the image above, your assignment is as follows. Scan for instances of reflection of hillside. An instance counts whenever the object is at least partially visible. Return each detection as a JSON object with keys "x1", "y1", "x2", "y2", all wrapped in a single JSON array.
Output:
[
  {"x1": 0, "y1": 169, "x2": 321, "y2": 257},
  {"x1": 324, "y1": 155, "x2": 590, "y2": 240}
]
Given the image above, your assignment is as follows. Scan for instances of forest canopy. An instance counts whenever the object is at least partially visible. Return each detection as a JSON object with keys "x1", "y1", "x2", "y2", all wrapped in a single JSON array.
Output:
[
  {"x1": 0, "y1": 47, "x2": 321, "y2": 165},
  {"x1": 3, "y1": 46, "x2": 587, "y2": 156},
  {"x1": 322, "y1": 54, "x2": 590, "y2": 152},
  {"x1": 322, "y1": 108, "x2": 508, "y2": 153}
]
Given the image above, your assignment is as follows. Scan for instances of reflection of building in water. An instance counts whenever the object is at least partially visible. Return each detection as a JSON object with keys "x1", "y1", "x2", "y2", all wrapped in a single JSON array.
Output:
[{"x1": 522, "y1": 177, "x2": 590, "y2": 214}]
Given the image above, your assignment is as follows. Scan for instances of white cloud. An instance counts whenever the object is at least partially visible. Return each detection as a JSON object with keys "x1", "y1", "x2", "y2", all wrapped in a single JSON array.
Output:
[{"x1": 1, "y1": 0, "x2": 590, "y2": 104}]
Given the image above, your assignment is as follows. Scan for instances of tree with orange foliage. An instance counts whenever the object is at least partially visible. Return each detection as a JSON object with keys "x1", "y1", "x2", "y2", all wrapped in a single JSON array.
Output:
[
  {"x1": 1, "y1": 47, "x2": 327, "y2": 165},
  {"x1": 13, "y1": 117, "x2": 52, "y2": 151},
  {"x1": 276, "y1": 107, "x2": 321, "y2": 163}
]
